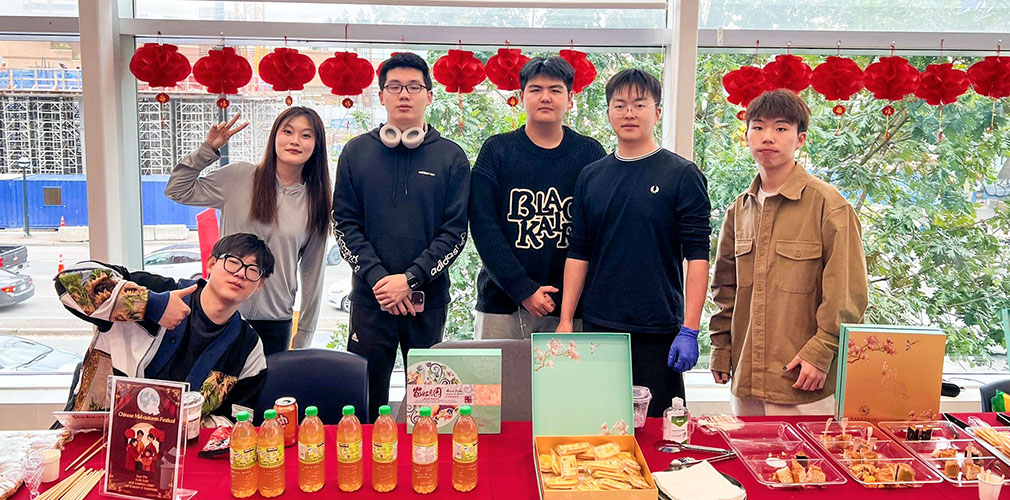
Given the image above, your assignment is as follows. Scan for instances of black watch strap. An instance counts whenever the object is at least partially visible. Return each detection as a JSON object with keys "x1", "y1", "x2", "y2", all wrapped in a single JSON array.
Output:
[{"x1": 405, "y1": 271, "x2": 421, "y2": 290}]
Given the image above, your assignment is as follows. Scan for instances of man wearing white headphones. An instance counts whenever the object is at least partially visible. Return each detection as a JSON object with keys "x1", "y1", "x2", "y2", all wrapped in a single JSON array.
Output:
[{"x1": 332, "y1": 52, "x2": 470, "y2": 420}]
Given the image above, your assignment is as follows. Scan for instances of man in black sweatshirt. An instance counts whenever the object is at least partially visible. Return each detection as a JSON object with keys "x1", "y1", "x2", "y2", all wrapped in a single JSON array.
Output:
[
  {"x1": 469, "y1": 56, "x2": 606, "y2": 339},
  {"x1": 558, "y1": 69, "x2": 712, "y2": 417},
  {"x1": 332, "y1": 52, "x2": 470, "y2": 419}
]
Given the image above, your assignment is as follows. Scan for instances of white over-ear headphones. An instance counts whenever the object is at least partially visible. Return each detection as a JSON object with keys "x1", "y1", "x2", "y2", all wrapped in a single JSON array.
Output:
[{"x1": 379, "y1": 123, "x2": 426, "y2": 149}]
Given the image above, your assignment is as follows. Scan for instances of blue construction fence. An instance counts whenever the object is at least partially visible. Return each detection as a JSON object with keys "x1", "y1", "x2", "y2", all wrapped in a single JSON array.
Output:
[
  {"x1": 0, "y1": 68, "x2": 84, "y2": 91},
  {"x1": 0, "y1": 175, "x2": 206, "y2": 229}
]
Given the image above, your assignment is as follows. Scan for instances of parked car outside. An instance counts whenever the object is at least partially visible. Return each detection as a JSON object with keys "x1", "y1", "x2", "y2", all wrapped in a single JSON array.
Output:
[
  {"x1": 0, "y1": 334, "x2": 81, "y2": 372},
  {"x1": 0, "y1": 267, "x2": 34, "y2": 307},
  {"x1": 326, "y1": 277, "x2": 352, "y2": 311},
  {"x1": 144, "y1": 243, "x2": 203, "y2": 281}
]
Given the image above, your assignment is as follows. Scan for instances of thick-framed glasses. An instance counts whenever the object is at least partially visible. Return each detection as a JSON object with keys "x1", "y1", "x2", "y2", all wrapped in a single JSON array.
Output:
[
  {"x1": 383, "y1": 83, "x2": 429, "y2": 94},
  {"x1": 609, "y1": 102, "x2": 657, "y2": 116},
  {"x1": 218, "y1": 254, "x2": 264, "y2": 282}
]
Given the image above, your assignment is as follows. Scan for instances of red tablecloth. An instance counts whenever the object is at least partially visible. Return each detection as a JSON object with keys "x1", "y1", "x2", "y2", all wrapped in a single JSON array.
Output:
[{"x1": 19, "y1": 414, "x2": 1006, "y2": 500}]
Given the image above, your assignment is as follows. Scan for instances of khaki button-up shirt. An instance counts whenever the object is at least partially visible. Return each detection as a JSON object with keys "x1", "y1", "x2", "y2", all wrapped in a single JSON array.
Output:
[{"x1": 709, "y1": 165, "x2": 868, "y2": 404}]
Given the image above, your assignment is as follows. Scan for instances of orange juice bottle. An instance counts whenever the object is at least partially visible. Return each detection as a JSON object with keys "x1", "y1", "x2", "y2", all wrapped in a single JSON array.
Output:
[
  {"x1": 298, "y1": 406, "x2": 325, "y2": 493},
  {"x1": 257, "y1": 409, "x2": 285, "y2": 497},
  {"x1": 371, "y1": 404, "x2": 398, "y2": 492},
  {"x1": 412, "y1": 406, "x2": 438, "y2": 494},
  {"x1": 452, "y1": 405, "x2": 478, "y2": 492},
  {"x1": 230, "y1": 411, "x2": 258, "y2": 498},
  {"x1": 336, "y1": 405, "x2": 363, "y2": 492}
]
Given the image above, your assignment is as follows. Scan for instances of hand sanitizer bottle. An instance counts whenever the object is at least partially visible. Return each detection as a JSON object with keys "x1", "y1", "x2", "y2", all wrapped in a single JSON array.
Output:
[{"x1": 663, "y1": 397, "x2": 690, "y2": 444}]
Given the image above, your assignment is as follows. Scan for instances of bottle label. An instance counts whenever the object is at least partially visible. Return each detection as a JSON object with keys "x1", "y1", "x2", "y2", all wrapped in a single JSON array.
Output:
[
  {"x1": 257, "y1": 445, "x2": 284, "y2": 469},
  {"x1": 372, "y1": 440, "x2": 398, "y2": 464},
  {"x1": 452, "y1": 439, "x2": 477, "y2": 464},
  {"x1": 412, "y1": 442, "x2": 437, "y2": 465},
  {"x1": 337, "y1": 440, "x2": 362, "y2": 463},
  {"x1": 230, "y1": 446, "x2": 256, "y2": 470},
  {"x1": 298, "y1": 440, "x2": 325, "y2": 464}
]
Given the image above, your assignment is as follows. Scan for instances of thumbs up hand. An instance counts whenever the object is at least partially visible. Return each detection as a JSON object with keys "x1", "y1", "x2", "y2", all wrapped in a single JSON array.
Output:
[{"x1": 159, "y1": 284, "x2": 197, "y2": 330}]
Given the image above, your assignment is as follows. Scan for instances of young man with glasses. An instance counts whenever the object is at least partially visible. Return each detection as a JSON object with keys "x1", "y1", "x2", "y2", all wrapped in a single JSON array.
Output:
[
  {"x1": 709, "y1": 90, "x2": 867, "y2": 416},
  {"x1": 332, "y1": 52, "x2": 470, "y2": 419},
  {"x1": 56, "y1": 233, "x2": 274, "y2": 423},
  {"x1": 558, "y1": 69, "x2": 712, "y2": 417},
  {"x1": 469, "y1": 56, "x2": 606, "y2": 339}
]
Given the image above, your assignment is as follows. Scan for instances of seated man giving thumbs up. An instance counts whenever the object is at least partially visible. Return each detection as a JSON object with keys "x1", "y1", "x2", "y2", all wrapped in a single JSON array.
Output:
[{"x1": 56, "y1": 233, "x2": 274, "y2": 423}]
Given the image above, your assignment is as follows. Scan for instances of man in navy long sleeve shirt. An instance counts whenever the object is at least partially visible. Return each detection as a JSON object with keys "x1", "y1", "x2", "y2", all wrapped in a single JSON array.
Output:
[
  {"x1": 469, "y1": 57, "x2": 605, "y2": 339},
  {"x1": 558, "y1": 69, "x2": 712, "y2": 416}
]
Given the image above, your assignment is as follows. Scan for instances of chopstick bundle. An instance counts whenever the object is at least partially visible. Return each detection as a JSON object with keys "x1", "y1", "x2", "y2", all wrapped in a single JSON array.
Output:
[
  {"x1": 65, "y1": 437, "x2": 105, "y2": 472},
  {"x1": 36, "y1": 468, "x2": 104, "y2": 500}
]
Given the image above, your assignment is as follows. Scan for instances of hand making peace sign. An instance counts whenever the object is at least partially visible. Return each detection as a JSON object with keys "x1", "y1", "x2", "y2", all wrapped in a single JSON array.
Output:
[{"x1": 205, "y1": 112, "x2": 250, "y2": 150}]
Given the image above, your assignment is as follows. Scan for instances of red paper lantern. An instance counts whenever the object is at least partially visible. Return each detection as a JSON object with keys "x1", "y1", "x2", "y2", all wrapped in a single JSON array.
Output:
[
  {"x1": 193, "y1": 46, "x2": 253, "y2": 96},
  {"x1": 722, "y1": 66, "x2": 767, "y2": 107},
  {"x1": 129, "y1": 43, "x2": 191, "y2": 105},
  {"x1": 258, "y1": 47, "x2": 316, "y2": 92},
  {"x1": 862, "y1": 56, "x2": 920, "y2": 101},
  {"x1": 485, "y1": 47, "x2": 530, "y2": 91},
  {"x1": 559, "y1": 49, "x2": 597, "y2": 93},
  {"x1": 375, "y1": 52, "x2": 401, "y2": 77},
  {"x1": 811, "y1": 56, "x2": 864, "y2": 101},
  {"x1": 967, "y1": 56, "x2": 1010, "y2": 99},
  {"x1": 318, "y1": 51, "x2": 374, "y2": 98},
  {"x1": 762, "y1": 54, "x2": 812, "y2": 93},
  {"x1": 432, "y1": 49, "x2": 486, "y2": 94},
  {"x1": 914, "y1": 63, "x2": 970, "y2": 106}
]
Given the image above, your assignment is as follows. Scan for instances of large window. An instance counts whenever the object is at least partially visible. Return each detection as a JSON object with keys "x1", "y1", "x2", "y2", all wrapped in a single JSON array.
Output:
[{"x1": 692, "y1": 50, "x2": 1010, "y2": 373}]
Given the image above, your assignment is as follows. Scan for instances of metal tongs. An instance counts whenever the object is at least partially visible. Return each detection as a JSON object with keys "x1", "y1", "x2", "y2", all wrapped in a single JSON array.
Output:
[{"x1": 653, "y1": 439, "x2": 733, "y2": 455}]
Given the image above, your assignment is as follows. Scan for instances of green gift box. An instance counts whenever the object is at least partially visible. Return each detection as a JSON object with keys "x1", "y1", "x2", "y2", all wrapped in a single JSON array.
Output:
[{"x1": 405, "y1": 348, "x2": 502, "y2": 434}]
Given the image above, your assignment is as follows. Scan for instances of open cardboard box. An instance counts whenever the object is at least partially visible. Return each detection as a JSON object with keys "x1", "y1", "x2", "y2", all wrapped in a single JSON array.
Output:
[
  {"x1": 531, "y1": 333, "x2": 658, "y2": 500},
  {"x1": 534, "y1": 435, "x2": 658, "y2": 500}
]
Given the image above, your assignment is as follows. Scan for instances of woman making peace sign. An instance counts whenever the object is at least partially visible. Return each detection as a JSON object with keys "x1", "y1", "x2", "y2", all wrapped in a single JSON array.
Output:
[{"x1": 166, "y1": 107, "x2": 332, "y2": 353}]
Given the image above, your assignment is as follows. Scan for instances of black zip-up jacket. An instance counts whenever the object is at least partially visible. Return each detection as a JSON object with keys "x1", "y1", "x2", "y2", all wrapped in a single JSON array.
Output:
[{"x1": 332, "y1": 125, "x2": 471, "y2": 307}]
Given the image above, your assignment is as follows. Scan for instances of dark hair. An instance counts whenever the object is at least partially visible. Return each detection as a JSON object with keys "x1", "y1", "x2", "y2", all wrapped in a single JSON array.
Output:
[
  {"x1": 249, "y1": 106, "x2": 332, "y2": 237},
  {"x1": 746, "y1": 89, "x2": 810, "y2": 133},
  {"x1": 605, "y1": 68, "x2": 662, "y2": 104},
  {"x1": 211, "y1": 233, "x2": 276, "y2": 280},
  {"x1": 378, "y1": 52, "x2": 432, "y2": 90},
  {"x1": 519, "y1": 56, "x2": 575, "y2": 92}
]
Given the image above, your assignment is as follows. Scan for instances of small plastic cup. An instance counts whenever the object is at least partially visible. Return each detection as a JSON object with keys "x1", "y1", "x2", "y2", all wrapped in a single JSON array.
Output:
[
  {"x1": 41, "y1": 449, "x2": 60, "y2": 483},
  {"x1": 632, "y1": 385, "x2": 653, "y2": 429},
  {"x1": 978, "y1": 471, "x2": 1004, "y2": 500}
]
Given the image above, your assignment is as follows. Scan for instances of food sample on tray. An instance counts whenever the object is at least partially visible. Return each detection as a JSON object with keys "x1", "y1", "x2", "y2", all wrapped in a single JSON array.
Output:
[
  {"x1": 847, "y1": 462, "x2": 916, "y2": 487},
  {"x1": 695, "y1": 414, "x2": 744, "y2": 433},
  {"x1": 841, "y1": 438, "x2": 881, "y2": 463},
  {"x1": 939, "y1": 459, "x2": 983, "y2": 480},
  {"x1": 905, "y1": 425, "x2": 934, "y2": 441},
  {"x1": 971, "y1": 426, "x2": 1010, "y2": 456},
  {"x1": 539, "y1": 443, "x2": 651, "y2": 491},
  {"x1": 771, "y1": 458, "x2": 828, "y2": 484}
]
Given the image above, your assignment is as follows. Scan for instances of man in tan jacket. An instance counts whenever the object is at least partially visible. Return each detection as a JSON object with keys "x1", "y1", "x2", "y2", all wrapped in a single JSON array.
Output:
[{"x1": 709, "y1": 90, "x2": 868, "y2": 416}]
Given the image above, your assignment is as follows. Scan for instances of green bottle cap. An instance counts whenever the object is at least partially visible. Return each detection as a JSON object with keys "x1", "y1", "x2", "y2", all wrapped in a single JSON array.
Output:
[
  {"x1": 236, "y1": 411, "x2": 250, "y2": 422},
  {"x1": 419, "y1": 406, "x2": 432, "y2": 417},
  {"x1": 378, "y1": 405, "x2": 391, "y2": 416},
  {"x1": 342, "y1": 405, "x2": 355, "y2": 416},
  {"x1": 305, "y1": 406, "x2": 318, "y2": 417},
  {"x1": 459, "y1": 405, "x2": 472, "y2": 416},
  {"x1": 264, "y1": 409, "x2": 277, "y2": 420}
]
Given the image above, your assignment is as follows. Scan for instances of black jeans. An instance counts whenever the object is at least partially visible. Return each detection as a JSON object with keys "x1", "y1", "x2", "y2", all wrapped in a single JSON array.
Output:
[
  {"x1": 583, "y1": 320, "x2": 684, "y2": 418},
  {"x1": 248, "y1": 319, "x2": 293, "y2": 356},
  {"x1": 347, "y1": 301, "x2": 447, "y2": 421}
]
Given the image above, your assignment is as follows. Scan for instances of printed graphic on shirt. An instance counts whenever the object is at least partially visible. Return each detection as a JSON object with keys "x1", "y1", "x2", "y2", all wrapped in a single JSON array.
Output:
[{"x1": 507, "y1": 187, "x2": 573, "y2": 250}]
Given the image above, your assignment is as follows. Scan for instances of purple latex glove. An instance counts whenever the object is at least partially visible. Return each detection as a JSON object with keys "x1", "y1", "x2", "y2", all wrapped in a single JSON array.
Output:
[{"x1": 668, "y1": 325, "x2": 700, "y2": 373}]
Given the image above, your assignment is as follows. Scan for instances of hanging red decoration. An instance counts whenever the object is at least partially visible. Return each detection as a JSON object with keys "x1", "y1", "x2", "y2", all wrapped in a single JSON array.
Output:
[
  {"x1": 432, "y1": 49, "x2": 486, "y2": 93},
  {"x1": 192, "y1": 46, "x2": 253, "y2": 109},
  {"x1": 484, "y1": 46, "x2": 530, "y2": 91},
  {"x1": 833, "y1": 104, "x2": 846, "y2": 116},
  {"x1": 881, "y1": 105, "x2": 895, "y2": 117},
  {"x1": 914, "y1": 63, "x2": 969, "y2": 106},
  {"x1": 559, "y1": 49, "x2": 597, "y2": 93},
  {"x1": 736, "y1": 110, "x2": 746, "y2": 121},
  {"x1": 375, "y1": 52, "x2": 401, "y2": 77},
  {"x1": 967, "y1": 56, "x2": 1010, "y2": 99},
  {"x1": 862, "y1": 56, "x2": 919, "y2": 101},
  {"x1": 318, "y1": 51, "x2": 374, "y2": 108},
  {"x1": 723, "y1": 66, "x2": 767, "y2": 108},
  {"x1": 258, "y1": 47, "x2": 316, "y2": 92},
  {"x1": 762, "y1": 54, "x2": 812, "y2": 93},
  {"x1": 342, "y1": 98, "x2": 353, "y2": 109},
  {"x1": 129, "y1": 42, "x2": 191, "y2": 104},
  {"x1": 507, "y1": 95, "x2": 519, "y2": 107},
  {"x1": 811, "y1": 56, "x2": 864, "y2": 101}
]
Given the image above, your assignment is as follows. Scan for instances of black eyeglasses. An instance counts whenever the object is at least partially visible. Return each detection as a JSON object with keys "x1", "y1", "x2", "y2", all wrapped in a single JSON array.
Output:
[
  {"x1": 218, "y1": 254, "x2": 264, "y2": 282},
  {"x1": 383, "y1": 83, "x2": 428, "y2": 94}
]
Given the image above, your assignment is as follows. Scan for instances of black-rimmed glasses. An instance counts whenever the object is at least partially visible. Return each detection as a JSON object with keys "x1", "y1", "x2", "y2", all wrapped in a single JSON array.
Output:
[
  {"x1": 383, "y1": 83, "x2": 429, "y2": 94},
  {"x1": 218, "y1": 254, "x2": 264, "y2": 282}
]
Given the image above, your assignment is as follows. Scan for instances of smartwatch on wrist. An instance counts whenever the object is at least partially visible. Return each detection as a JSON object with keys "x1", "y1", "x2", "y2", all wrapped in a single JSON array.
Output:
[{"x1": 405, "y1": 271, "x2": 421, "y2": 290}]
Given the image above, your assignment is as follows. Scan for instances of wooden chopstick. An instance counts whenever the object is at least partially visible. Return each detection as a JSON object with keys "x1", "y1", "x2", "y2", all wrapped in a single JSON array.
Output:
[
  {"x1": 65, "y1": 436, "x2": 104, "y2": 472},
  {"x1": 72, "y1": 442, "x2": 106, "y2": 471}
]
